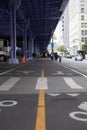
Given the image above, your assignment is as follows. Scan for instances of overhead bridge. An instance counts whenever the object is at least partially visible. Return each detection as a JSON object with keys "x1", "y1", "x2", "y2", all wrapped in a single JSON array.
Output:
[{"x1": 0, "y1": 0, "x2": 69, "y2": 64}]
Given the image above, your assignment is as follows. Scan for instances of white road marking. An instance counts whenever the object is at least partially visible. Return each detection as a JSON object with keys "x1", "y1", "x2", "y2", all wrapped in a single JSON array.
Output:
[
  {"x1": 0, "y1": 77, "x2": 20, "y2": 91},
  {"x1": 0, "y1": 100, "x2": 18, "y2": 107},
  {"x1": 78, "y1": 102, "x2": 87, "y2": 111},
  {"x1": 69, "y1": 102, "x2": 87, "y2": 122},
  {"x1": 57, "y1": 71, "x2": 64, "y2": 74},
  {"x1": 36, "y1": 77, "x2": 48, "y2": 90},
  {"x1": 66, "y1": 93, "x2": 80, "y2": 97},
  {"x1": 69, "y1": 111, "x2": 87, "y2": 122},
  {"x1": 64, "y1": 77, "x2": 83, "y2": 89},
  {"x1": 48, "y1": 93, "x2": 61, "y2": 96},
  {"x1": 52, "y1": 71, "x2": 64, "y2": 75},
  {"x1": 61, "y1": 64, "x2": 87, "y2": 78},
  {"x1": 0, "y1": 68, "x2": 14, "y2": 75}
]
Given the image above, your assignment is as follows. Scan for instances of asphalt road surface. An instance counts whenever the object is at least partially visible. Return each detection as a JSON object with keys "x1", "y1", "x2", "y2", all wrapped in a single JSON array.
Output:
[{"x1": 0, "y1": 59, "x2": 87, "y2": 130}]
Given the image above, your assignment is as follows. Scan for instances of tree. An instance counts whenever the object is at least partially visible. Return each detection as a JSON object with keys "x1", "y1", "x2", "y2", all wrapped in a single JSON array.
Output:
[
  {"x1": 57, "y1": 45, "x2": 68, "y2": 53},
  {"x1": 82, "y1": 41, "x2": 87, "y2": 53}
]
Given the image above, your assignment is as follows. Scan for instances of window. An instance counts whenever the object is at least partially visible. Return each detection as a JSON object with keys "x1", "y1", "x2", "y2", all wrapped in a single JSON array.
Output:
[
  {"x1": 81, "y1": 30, "x2": 85, "y2": 35},
  {"x1": 81, "y1": 23, "x2": 87, "y2": 28},
  {"x1": 81, "y1": 8, "x2": 84, "y2": 13},
  {"x1": 81, "y1": 37, "x2": 85, "y2": 42},
  {"x1": 81, "y1": 15, "x2": 84, "y2": 20},
  {"x1": 81, "y1": 0, "x2": 84, "y2": 7},
  {"x1": 81, "y1": 23, "x2": 85, "y2": 27},
  {"x1": 85, "y1": 23, "x2": 87, "y2": 27},
  {"x1": 85, "y1": 37, "x2": 87, "y2": 41},
  {"x1": 85, "y1": 30, "x2": 87, "y2": 35}
]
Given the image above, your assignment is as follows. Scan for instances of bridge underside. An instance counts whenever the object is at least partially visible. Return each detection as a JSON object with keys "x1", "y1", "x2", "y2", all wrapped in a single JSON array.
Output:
[{"x1": 0, "y1": 0, "x2": 69, "y2": 63}]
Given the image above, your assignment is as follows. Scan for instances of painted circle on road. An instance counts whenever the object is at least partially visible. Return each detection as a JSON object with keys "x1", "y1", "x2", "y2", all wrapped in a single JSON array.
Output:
[
  {"x1": 0, "y1": 100, "x2": 18, "y2": 107},
  {"x1": 69, "y1": 111, "x2": 87, "y2": 121}
]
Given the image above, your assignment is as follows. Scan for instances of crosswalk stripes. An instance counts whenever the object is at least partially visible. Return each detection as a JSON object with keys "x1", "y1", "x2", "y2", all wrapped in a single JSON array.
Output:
[
  {"x1": 0, "y1": 77, "x2": 20, "y2": 91},
  {"x1": 64, "y1": 77, "x2": 83, "y2": 89},
  {"x1": 36, "y1": 77, "x2": 48, "y2": 90},
  {"x1": 0, "y1": 77, "x2": 85, "y2": 91}
]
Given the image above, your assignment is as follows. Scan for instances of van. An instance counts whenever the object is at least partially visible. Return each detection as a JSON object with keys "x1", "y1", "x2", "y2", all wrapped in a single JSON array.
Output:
[{"x1": 0, "y1": 47, "x2": 10, "y2": 61}]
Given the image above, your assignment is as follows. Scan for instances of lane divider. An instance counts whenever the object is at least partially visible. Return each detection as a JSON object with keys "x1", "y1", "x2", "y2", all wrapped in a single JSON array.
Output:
[{"x1": 35, "y1": 70, "x2": 46, "y2": 130}]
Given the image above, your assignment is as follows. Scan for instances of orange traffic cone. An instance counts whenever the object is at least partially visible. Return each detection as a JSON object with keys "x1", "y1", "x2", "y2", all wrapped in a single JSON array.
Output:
[{"x1": 22, "y1": 56, "x2": 26, "y2": 64}]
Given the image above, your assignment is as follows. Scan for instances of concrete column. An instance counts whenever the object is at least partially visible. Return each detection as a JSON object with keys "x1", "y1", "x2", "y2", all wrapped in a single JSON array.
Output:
[
  {"x1": 27, "y1": 30, "x2": 33, "y2": 60},
  {"x1": 9, "y1": 0, "x2": 20, "y2": 64},
  {"x1": 23, "y1": 23, "x2": 27, "y2": 59},
  {"x1": 31, "y1": 38, "x2": 34, "y2": 54}
]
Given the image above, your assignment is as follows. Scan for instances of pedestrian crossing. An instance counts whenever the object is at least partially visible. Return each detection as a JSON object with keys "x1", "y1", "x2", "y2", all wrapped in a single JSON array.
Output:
[
  {"x1": 0, "y1": 77, "x2": 20, "y2": 91},
  {"x1": 64, "y1": 77, "x2": 83, "y2": 89},
  {"x1": 0, "y1": 76, "x2": 86, "y2": 92}
]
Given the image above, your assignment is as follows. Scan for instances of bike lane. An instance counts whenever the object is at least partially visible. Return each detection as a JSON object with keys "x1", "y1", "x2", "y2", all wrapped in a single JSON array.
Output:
[
  {"x1": 0, "y1": 94, "x2": 38, "y2": 130},
  {"x1": 45, "y1": 92, "x2": 87, "y2": 130}
]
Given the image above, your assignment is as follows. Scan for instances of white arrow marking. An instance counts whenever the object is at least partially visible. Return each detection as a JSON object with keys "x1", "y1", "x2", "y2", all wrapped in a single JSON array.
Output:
[
  {"x1": 48, "y1": 93, "x2": 61, "y2": 96},
  {"x1": 36, "y1": 77, "x2": 48, "y2": 90},
  {"x1": 64, "y1": 77, "x2": 83, "y2": 89},
  {"x1": 66, "y1": 93, "x2": 80, "y2": 97},
  {"x1": 52, "y1": 71, "x2": 64, "y2": 75}
]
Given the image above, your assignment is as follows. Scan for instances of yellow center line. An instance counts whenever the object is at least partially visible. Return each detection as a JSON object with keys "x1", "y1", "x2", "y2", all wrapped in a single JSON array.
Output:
[
  {"x1": 35, "y1": 69, "x2": 46, "y2": 130},
  {"x1": 41, "y1": 70, "x2": 45, "y2": 78}
]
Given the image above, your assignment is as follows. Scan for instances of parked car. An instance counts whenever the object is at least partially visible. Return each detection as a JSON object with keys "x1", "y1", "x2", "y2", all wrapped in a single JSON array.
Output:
[
  {"x1": 0, "y1": 47, "x2": 10, "y2": 61},
  {"x1": 75, "y1": 54, "x2": 83, "y2": 61},
  {"x1": 64, "y1": 53, "x2": 72, "y2": 58}
]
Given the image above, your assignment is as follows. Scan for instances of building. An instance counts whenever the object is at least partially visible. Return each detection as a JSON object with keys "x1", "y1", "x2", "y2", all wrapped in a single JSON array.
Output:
[
  {"x1": 55, "y1": 0, "x2": 87, "y2": 55},
  {"x1": 69, "y1": 0, "x2": 87, "y2": 55}
]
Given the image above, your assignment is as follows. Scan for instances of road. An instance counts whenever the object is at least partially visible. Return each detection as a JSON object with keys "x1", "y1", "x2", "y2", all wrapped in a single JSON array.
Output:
[
  {"x1": 0, "y1": 59, "x2": 87, "y2": 130},
  {"x1": 61, "y1": 57, "x2": 87, "y2": 75}
]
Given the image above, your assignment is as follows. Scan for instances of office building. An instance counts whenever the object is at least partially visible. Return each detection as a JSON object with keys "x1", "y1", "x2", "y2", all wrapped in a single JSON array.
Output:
[{"x1": 56, "y1": 0, "x2": 87, "y2": 55}]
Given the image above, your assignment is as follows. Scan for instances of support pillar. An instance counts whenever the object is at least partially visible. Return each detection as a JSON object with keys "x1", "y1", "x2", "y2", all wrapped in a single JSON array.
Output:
[
  {"x1": 27, "y1": 30, "x2": 33, "y2": 60},
  {"x1": 9, "y1": 0, "x2": 20, "y2": 64},
  {"x1": 23, "y1": 22, "x2": 27, "y2": 59},
  {"x1": 33, "y1": 38, "x2": 36, "y2": 55}
]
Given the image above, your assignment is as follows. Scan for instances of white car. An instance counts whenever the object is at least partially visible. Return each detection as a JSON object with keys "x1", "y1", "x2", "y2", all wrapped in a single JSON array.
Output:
[
  {"x1": 0, "y1": 47, "x2": 10, "y2": 61},
  {"x1": 75, "y1": 54, "x2": 83, "y2": 61}
]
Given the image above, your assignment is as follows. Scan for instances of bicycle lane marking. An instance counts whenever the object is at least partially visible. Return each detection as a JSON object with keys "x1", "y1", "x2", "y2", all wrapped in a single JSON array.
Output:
[
  {"x1": 35, "y1": 69, "x2": 47, "y2": 130},
  {"x1": 69, "y1": 101, "x2": 87, "y2": 122}
]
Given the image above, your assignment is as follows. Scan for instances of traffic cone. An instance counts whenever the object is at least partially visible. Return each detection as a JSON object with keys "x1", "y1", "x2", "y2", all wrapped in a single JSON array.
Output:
[{"x1": 22, "y1": 56, "x2": 26, "y2": 64}]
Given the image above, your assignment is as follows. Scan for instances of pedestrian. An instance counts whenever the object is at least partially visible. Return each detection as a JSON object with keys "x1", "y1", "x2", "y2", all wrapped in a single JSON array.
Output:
[
  {"x1": 50, "y1": 53, "x2": 53, "y2": 61},
  {"x1": 59, "y1": 56, "x2": 61, "y2": 62}
]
